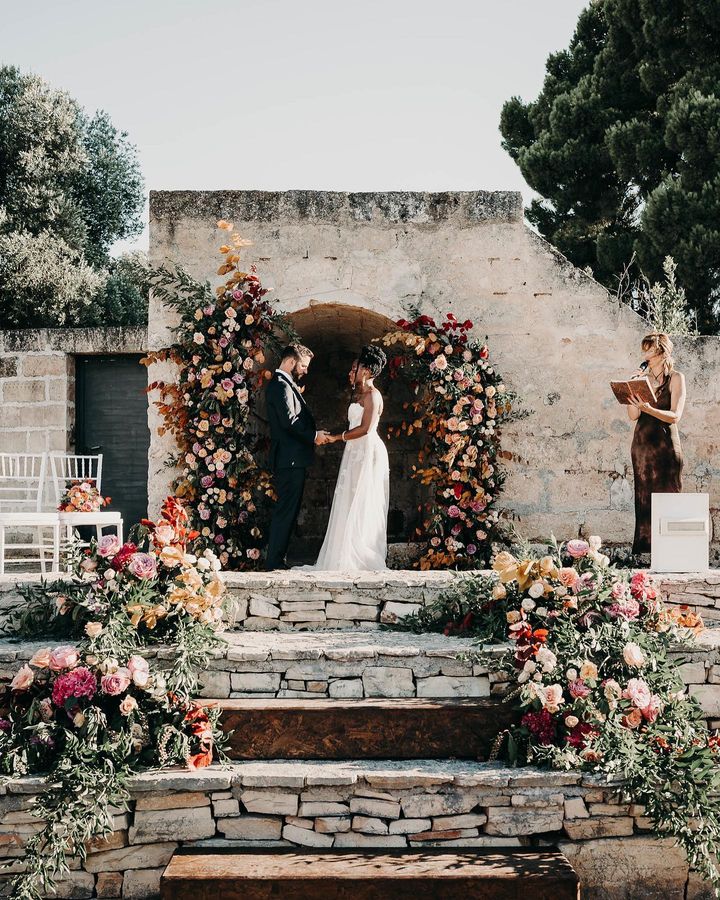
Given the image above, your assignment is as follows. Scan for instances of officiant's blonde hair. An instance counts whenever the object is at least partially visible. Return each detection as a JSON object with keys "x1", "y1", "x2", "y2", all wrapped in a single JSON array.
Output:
[{"x1": 641, "y1": 332, "x2": 675, "y2": 378}]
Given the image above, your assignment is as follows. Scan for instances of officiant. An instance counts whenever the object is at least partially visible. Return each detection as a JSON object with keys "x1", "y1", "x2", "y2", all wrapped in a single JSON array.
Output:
[{"x1": 627, "y1": 332, "x2": 686, "y2": 558}]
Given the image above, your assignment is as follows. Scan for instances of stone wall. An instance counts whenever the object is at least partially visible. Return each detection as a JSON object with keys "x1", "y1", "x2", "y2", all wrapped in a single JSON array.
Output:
[
  {"x1": 0, "y1": 763, "x2": 711, "y2": 899},
  {"x1": 148, "y1": 189, "x2": 720, "y2": 556},
  {"x1": 0, "y1": 327, "x2": 147, "y2": 462}
]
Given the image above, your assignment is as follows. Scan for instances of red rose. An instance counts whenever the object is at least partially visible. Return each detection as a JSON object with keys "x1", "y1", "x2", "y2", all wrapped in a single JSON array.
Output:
[{"x1": 110, "y1": 542, "x2": 138, "y2": 571}]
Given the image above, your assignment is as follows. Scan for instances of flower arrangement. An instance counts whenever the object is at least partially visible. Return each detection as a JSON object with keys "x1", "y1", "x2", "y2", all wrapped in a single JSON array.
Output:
[
  {"x1": 381, "y1": 312, "x2": 516, "y2": 568},
  {"x1": 57, "y1": 480, "x2": 110, "y2": 513},
  {"x1": 141, "y1": 222, "x2": 295, "y2": 569},
  {"x1": 485, "y1": 538, "x2": 719, "y2": 889},
  {"x1": 1, "y1": 644, "x2": 224, "y2": 898}
]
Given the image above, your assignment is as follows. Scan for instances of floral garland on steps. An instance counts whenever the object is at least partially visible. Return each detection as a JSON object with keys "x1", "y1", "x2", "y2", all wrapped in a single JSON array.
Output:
[
  {"x1": 142, "y1": 220, "x2": 294, "y2": 570},
  {"x1": 1, "y1": 498, "x2": 229, "y2": 899},
  {"x1": 381, "y1": 312, "x2": 517, "y2": 569},
  {"x1": 391, "y1": 536, "x2": 720, "y2": 892}
]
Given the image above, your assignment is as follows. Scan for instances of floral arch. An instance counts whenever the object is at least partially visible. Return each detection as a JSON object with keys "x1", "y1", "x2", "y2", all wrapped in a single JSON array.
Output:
[{"x1": 144, "y1": 223, "x2": 515, "y2": 570}]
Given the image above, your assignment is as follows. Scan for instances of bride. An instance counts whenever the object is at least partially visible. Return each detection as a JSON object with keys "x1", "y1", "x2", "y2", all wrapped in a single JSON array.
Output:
[{"x1": 311, "y1": 344, "x2": 390, "y2": 571}]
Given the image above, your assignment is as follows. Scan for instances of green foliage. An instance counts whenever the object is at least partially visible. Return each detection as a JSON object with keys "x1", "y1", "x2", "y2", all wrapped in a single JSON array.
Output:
[
  {"x1": 0, "y1": 65, "x2": 146, "y2": 327},
  {"x1": 500, "y1": 0, "x2": 720, "y2": 332},
  {"x1": 617, "y1": 254, "x2": 698, "y2": 334}
]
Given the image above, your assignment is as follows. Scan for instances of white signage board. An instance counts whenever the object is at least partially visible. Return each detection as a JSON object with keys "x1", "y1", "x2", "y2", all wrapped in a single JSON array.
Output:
[{"x1": 651, "y1": 493, "x2": 710, "y2": 573}]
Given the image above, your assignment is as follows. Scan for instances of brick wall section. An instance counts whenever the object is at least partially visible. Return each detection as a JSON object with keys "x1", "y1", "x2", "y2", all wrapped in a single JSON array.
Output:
[{"x1": 0, "y1": 327, "x2": 147, "y2": 466}]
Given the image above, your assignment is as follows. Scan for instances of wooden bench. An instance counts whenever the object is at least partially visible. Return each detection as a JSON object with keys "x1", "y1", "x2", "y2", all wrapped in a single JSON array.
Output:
[
  {"x1": 161, "y1": 848, "x2": 580, "y2": 899},
  {"x1": 218, "y1": 697, "x2": 518, "y2": 760}
]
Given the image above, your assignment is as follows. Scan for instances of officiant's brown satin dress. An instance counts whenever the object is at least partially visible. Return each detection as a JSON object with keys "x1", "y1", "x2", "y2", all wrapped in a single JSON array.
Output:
[{"x1": 631, "y1": 376, "x2": 683, "y2": 554}]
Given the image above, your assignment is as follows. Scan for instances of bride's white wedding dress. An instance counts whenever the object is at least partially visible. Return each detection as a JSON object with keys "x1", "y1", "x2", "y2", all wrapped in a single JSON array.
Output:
[{"x1": 313, "y1": 401, "x2": 389, "y2": 571}]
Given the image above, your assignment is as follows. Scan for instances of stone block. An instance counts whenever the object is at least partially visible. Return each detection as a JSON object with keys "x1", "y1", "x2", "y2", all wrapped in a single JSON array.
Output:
[
  {"x1": 401, "y1": 791, "x2": 479, "y2": 818},
  {"x1": 218, "y1": 816, "x2": 283, "y2": 840},
  {"x1": 241, "y1": 790, "x2": 299, "y2": 816},
  {"x1": 485, "y1": 807, "x2": 564, "y2": 836},
  {"x1": 213, "y1": 798, "x2": 240, "y2": 817},
  {"x1": 416, "y1": 676, "x2": 490, "y2": 698},
  {"x1": 230, "y1": 672, "x2": 281, "y2": 692},
  {"x1": 351, "y1": 815, "x2": 389, "y2": 834},
  {"x1": 690, "y1": 684, "x2": 720, "y2": 717},
  {"x1": 563, "y1": 816, "x2": 634, "y2": 839},
  {"x1": 564, "y1": 797, "x2": 589, "y2": 819},
  {"x1": 197, "y1": 671, "x2": 232, "y2": 698},
  {"x1": 248, "y1": 596, "x2": 280, "y2": 619},
  {"x1": 334, "y1": 833, "x2": 407, "y2": 847},
  {"x1": 678, "y1": 662, "x2": 707, "y2": 684},
  {"x1": 298, "y1": 801, "x2": 349, "y2": 817},
  {"x1": 380, "y1": 601, "x2": 422, "y2": 624},
  {"x1": 361, "y1": 666, "x2": 414, "y2": 697},
  {"x1": 2, "y1": 380, "x2": 46, "y2": 402},
  {"x1": 22, "y1": 354, "x2": 67, "y2": 376},
  {"x1": 431, "y1": 813, "x2": 488, "y2": 829},
  {"x1": 408, "y1": 827, "x2": 480, "y2": 841},
  {"x1": 83, "y1": 841, "x2": 177, "y2": 873},
  {"x1": 129, "y1": 805, "x2": 215, "y2": 844},
  {"x1": 121, "y1": 867, "x2": 163, "y2": 899},
  {"x1": 96, "y1": 871, "x2": 123, "y2": 897},
  {"x1": 329, "y1": 678, "x2": 364, "y2": 698},
  {"x1": 349, "y1": 797, "x2": 401, "y2": 818},
  {"x1": 36, "y1": 869, "x2": 95, "y2": 897},
  {"x1": 0, "y1": 356, "x2": 18, "y2": 377},
  {"x1": 388, "y1": 818, "x2": 432, "y2": 834},
  {"x1": 86, "y1": 829, "x2": 128, "y2": 853},
  {"x1": 326, "y1": 602, "x2": 378, "y2": 621},
  {"x1": 315, "y1": 816, "x2": 352, "y2": 833},
  {"x1": 282, "y1": 823, "x2": 334, "y2": 847}
]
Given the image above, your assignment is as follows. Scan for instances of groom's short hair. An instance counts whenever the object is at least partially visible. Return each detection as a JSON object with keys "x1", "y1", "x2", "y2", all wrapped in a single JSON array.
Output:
[{"x1": 281, "y1": 343, "x2": 314, "y2": 362}]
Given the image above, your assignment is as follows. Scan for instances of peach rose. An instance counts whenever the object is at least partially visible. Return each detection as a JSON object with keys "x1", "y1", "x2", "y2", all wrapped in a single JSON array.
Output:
[
  {"x1": 49, "y1": 646, "x2": 79, "y2": 672},
  {"x1": 160, "y1": 545, "x2": 185, "y2": 568},
  {"x1": 558, "y1": 568, "x2": 580, "y2": 589},
  {"x1": 11, "y1": 664, "x2": 34, "y2": 691},
  {"x1": 623, "y1": 643, "x2": 646, "y2": 669},
  {"x1": 85, "y1": 622, "x2": 103, "y2": 638},
  {"x1": 541, "y1": 684, "x2": 565, "y2": 712},
  {"x1": 29, "y1": 648, "x2": 52, "y2": 668},
  {"x1": 580, "y1": 661, "x2": 598, "y2": 681},
  {"x1": 119, "y1": 695, "x2": 138, "y2": 716},
  {"x1": 621, "y1": 707, "x2": 643, "y2": 729}
]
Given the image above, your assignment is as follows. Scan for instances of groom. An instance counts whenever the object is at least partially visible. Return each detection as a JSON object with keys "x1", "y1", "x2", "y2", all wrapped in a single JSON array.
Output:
[{"x1": 264, "y1": 343, "x2": 329, "y2": 570}]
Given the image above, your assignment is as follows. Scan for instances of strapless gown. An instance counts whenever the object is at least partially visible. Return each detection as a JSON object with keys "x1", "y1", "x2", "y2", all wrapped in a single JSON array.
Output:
[{"x1": 312, "y1": 401, "x2": 389, "y2": 571}]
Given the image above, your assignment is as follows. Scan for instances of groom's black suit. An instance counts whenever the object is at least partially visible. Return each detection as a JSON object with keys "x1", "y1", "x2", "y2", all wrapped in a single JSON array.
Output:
[{"x1": 264, "y1": 371, "x2": 317, "y2": 569}]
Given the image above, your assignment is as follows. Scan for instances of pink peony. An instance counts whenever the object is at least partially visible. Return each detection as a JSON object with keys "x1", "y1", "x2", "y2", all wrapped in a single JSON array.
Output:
[
  {"x1": 97, "y1": 534, "x2": 121, "y2": 558},
  {"x1": 608, "y1": 598, "x2": 641, "y2": 621},
  {"x1": 101, "y1": 668, "x2": 132, "y2": 696},
  {"x1": 49, "y1": 646, "x2": 79, "y2": 672},
  {"x1": 611, "y1": 581, "x2": 627, "y2": 600},
  {"x1": 568, "y1": 679, "x2": 591, "y2": 699},
  {"x1": 623, "y1": 678, "x2": 652, "y2": 710},
  {"x1": 11, "y1": 664, "x2": 34, "y2": 691},
  {"x1": 127, "y1": 553, "x2": 158, "y2": 580},
  {"x1": 566, "y1": 540, "x2": 590, "y2": 559},
  {"x1": 641, "y1": 695, "x2": 662, "y2": 723},
  {"x1": 51, "y1": 666, "x2": 97, "y2": 707}
]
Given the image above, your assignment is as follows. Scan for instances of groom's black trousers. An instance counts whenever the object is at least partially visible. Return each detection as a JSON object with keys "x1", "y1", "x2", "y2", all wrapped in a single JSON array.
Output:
[{"x1": 265, "y1": 466, "x2": 306, "y2": 569}]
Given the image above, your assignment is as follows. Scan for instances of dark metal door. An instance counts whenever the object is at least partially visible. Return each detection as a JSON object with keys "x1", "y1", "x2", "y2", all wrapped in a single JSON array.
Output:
[{"x1": 75, "y1": 355, "x2": 150, "y2": 535}]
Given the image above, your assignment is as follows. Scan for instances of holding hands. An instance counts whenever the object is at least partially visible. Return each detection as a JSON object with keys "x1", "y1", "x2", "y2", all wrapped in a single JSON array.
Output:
[{"x1": 315, "y1": 430, "x2": 332, "y2": 445}]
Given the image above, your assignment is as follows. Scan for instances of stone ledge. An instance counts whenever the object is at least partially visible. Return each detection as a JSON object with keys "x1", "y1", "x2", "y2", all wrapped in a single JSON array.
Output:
[
  {"x1": 149, "y1": 190, "x2": 524, "y2": 227},
  {"x1": 0, "y1": 326, "x2": 148, "y2": 355}
]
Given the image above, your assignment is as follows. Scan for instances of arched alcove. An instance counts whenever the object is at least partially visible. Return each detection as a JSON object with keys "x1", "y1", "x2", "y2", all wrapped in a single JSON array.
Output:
[{"x1": 266, "y1": 302, "x2": 426, "y2": 562}]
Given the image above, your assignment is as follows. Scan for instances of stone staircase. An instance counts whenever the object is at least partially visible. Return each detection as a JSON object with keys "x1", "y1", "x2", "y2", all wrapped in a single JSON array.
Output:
[{"x1": 3, "y1": 570, "x2": 720, "y2": 897}]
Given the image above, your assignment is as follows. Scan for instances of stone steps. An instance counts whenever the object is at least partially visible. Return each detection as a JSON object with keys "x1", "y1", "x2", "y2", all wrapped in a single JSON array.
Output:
[
  {"x1": 218, "y1": 698, "x2": 518, "y2": 760},
  {"x1": 160, "y1": 847, "x2": 581, "y2": 899}
]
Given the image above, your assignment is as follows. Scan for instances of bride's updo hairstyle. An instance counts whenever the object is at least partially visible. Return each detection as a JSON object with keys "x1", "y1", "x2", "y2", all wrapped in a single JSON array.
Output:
[
  {"x1": 641, "y1": 332, "x2": 675, "y2": 379},
  {"x1": 358, "y1": 345, "x2": 387, "y2": 378}
]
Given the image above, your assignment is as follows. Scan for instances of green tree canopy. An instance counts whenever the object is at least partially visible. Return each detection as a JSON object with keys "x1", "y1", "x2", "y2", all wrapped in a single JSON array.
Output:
[
  {"x1": 0, "y1": 65, "x2": 147, "y2": 327},
  {"x1": 500, "y1": 0, "x2": 720, "y2": 332}
]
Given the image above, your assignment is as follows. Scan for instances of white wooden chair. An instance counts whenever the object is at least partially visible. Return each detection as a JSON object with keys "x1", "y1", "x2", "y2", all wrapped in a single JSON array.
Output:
[
  {"x1": 49, "y1": 453, "x2": 124, "y2": 552},
  {"x1": 0, "y1": 453, "x2": 60, "y2": 575}
]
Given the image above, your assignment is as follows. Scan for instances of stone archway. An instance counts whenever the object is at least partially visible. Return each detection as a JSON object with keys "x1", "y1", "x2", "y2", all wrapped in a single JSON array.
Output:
[{"x1": 277, "y1": 302, "x2": 426, "y2": 563}]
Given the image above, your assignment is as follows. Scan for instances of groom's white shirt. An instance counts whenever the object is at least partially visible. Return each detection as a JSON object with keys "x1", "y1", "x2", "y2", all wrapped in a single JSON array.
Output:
[{"x1": 275, "y1": 368, "x2": 318, "y2": 440}]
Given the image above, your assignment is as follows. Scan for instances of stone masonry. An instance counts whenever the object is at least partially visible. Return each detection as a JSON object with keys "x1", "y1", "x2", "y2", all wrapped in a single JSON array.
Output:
[{"x1": 148, "y1": 189, "x2": 720, "y2": 555}]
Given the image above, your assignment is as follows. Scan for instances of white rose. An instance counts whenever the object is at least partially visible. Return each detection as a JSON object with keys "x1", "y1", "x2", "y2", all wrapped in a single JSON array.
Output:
[
  {"x1": 521, "y1": 598, "x2": 536, "y2": 612},
  {"x1": 536, "y1": 607, "x2": 548, "y2": 617},
  {"x1": 528, "y1": 581, "x2": 545, "y2": 599},
  {"x1": 104, "y1": 568, "x2": 116, "y2": 581},
  {"x1": 623, "y1": 642, "x2": 646, "y2": 668},
  {"x1": 536, "y1": 647, "x2": 557, "y2": 673},
  {"x1": 566, "y1": 668, "x2": 578, "y2": 681},
  {"x1": 196, "y1": 557, "x2": 211, "y2": 571},
  {"x1": 588, "y1": 535, "x2": 602, "y2": 551},
  {"x1": 565, "y1": 715, "x2": 579, "y2": 728}
]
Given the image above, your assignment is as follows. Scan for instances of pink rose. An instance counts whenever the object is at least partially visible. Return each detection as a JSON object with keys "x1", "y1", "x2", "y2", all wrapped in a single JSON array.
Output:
[
  {"x1": 119, "y1": 695, "x2": 138, "y2": 716},
  {"x1": 641, "y1": 695, "x2": 662, "y2": 723},
  {"x1": 568, "y1": 679, "x2": 591, "y2": 699},
  {"x1": 101, "y1": 668, "x2": 132, "y2": 696},
  {"x1": 29, "y1": 648, "x2": 52, "y2": 668},
  {"x1": 623, "y1": 678, "x2": 652, "y2": 710},
  {"x1": 608, "y1": 598, "x2": 641, "y2": 621},
  {"x1": 448, "y1": 505, "x2": 461, "y2": 518},
  {"x1": 97, "y1": 534, "x2": 122, "y2": 558},
  {"x1": 127, "y1": 553, "x2": 158, "y2": 580},
  {"x1": 566, "y1": 540, "x2": 590, "y2": 559},
  {"x1": 127, "y1": 655, "x2": 150, "y2": 688},
  {"x1": 49, "y1": 646, "x2": 79, "y2": 672},
  {"x1": 11, "y1": 664, "x2": 34, "y2": 691},
  {"x1": 433, "y1": 354, "x2": 448, "y2": 372},
  {"x1": 541, "y1": 684, "x2": 565, "y2": 712},
  {"x1": 153, "y1": 524, "x2": 176, "y2": 546},
  {"x1": 611, "y1": 581, "x2": 627, "y2": 599}
]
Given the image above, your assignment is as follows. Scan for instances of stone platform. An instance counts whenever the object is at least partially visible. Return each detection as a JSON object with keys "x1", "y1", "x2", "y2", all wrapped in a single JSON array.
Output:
[{"x1": 0, "y1": 762, "x2": 709, "y2": 899}]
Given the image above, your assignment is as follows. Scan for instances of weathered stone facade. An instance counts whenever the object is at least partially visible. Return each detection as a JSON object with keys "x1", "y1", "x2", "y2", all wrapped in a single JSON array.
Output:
[
  {"x1": 0, "y1": 762, "x2": 713, "y2": 899},
  {"x1": 0, "y1": 327, "x2": 147, "y2": 462},
  {"x1": 147, "y1": 189, "x2": 720, "y2": 556}
]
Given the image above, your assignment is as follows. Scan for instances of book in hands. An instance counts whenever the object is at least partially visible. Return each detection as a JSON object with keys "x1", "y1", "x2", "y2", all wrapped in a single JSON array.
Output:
[{"x1": 610, "y1": 377, "x2": 657, "y2": 406}]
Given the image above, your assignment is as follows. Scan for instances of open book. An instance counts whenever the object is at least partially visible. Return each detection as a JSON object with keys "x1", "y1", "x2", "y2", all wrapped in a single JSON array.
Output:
[{"x1": 610, "y1": 376, "x2": 657, "y2": 406}]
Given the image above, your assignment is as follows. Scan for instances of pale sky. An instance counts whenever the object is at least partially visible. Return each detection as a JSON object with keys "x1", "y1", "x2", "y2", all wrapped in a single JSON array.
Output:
[{"x1": 1, "y1": 0, "x2": 588, "y2": 255}]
